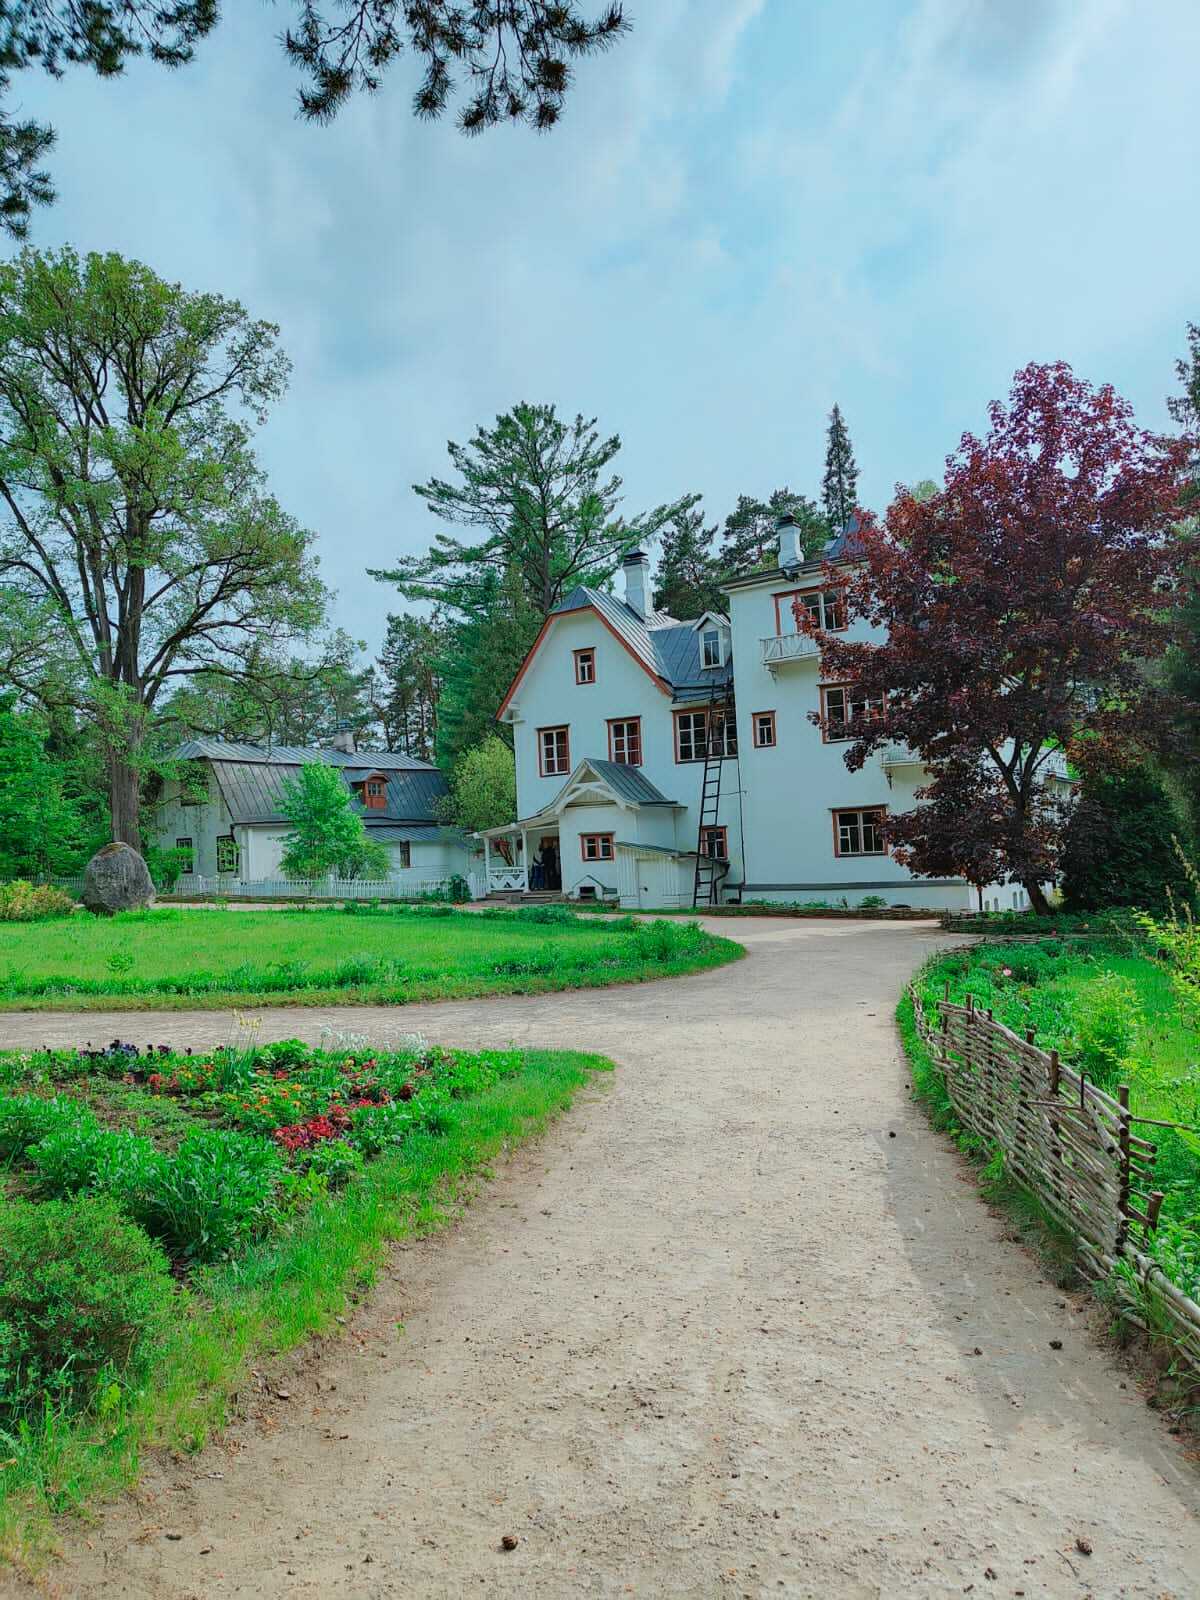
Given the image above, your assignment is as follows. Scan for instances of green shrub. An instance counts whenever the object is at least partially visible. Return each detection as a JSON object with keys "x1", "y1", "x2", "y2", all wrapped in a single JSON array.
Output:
[
  {"x1": 0, "y1": 880, "x2": 75, "y2": 921},
  {"x1": 302, "y1": 1138, "x2": 364, "y2": 1188},
  {"x1": 0, "y1": 1093, "x2": 95, "y2": 1159},
  {"x1": 0, "y1": 1195, "x2": 173, "y2": 1423},
  {"x1": 857, "y1": 894, "x2": 887, "y2": 909},
  {"x1": 1061, "y1": 766, "x2": 1195, "y2": 915},
  {"x1": 348, "y1": 1101, "x2": 420, "y2": 1156},
  {"x1": 138, "y1": 1128, "x2": 283, "y2": 1263},
  {"x1": 1072, "y1": 972, "x2": 1142, "y2": 1088},
  {"x1": 29, "y1": 1124, "x2": 162, "y2": 1205}
]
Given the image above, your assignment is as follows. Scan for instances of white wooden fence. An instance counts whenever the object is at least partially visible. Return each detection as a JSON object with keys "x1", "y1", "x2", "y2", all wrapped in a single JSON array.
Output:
[{"x1": 52, "y1": 872, "x2": 488, "y2": 902}]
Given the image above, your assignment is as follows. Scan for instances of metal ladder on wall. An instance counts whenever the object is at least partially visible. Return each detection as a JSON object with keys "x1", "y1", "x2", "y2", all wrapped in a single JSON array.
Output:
[{"x1": 692, "y1": 681, "x2": 730, "y2": 908}]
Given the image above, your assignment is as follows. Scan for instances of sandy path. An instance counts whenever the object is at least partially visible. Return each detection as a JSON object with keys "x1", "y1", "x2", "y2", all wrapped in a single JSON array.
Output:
[{"x1": 6, "y1": 917, "x2": 1200, "y2": 1599}]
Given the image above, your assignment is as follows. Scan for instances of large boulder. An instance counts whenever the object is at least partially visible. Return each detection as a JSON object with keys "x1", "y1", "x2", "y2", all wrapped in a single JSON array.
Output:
[{"x1": 81, "y1": 842, "x2": 156, "y2": 916}]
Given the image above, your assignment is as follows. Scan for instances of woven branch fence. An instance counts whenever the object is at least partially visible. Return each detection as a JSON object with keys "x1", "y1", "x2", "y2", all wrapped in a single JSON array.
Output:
[{"x1": 908, "y1": 983, "x2": 1200, "y2": 1378}]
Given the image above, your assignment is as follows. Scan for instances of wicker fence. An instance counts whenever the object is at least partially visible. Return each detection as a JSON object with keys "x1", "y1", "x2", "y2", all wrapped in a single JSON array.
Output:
[{"x1": 909, "y1": 982, "x2": 1200, "y2": 1377}]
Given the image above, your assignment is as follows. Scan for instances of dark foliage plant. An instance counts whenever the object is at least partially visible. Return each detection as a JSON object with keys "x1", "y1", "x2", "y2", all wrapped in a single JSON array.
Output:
[{"x1": 1061, "y1": 766, "x2": 1196, "y2": 916}]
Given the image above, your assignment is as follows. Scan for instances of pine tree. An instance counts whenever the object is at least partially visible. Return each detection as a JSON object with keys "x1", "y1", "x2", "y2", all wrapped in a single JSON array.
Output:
[
  {"x1": 433, "y1": 568, "x2": 541, "y2": 773},
  {"x1": 821, "y1": 404, "x2": 859, "y2": 531},
  {"x1": 718, "y1": 489, "x2": 828, "y2": 575},
  {"x1": 375, "y1": 403, "x2": 693, "y2": 619},
  {"x1": 370, "y1": 612, "x2": 446, "y2": 758},
  {"x1": 652, "y1": 503, "x2": 723, "y2": 617},
  {"x1": 1061, "y1": 766, "x2": 1195, "y2": 915}
]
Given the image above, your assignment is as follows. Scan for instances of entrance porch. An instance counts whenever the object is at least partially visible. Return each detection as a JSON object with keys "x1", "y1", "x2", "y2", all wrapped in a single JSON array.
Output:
[{"x1": 478, "y1": 817, "x2": 563, "y2": 898}]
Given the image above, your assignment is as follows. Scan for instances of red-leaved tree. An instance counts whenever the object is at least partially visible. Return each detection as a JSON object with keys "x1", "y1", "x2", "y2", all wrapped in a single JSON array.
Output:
[{"x1": 801, "y1": 362, "x2": 1191, "y2": 913}]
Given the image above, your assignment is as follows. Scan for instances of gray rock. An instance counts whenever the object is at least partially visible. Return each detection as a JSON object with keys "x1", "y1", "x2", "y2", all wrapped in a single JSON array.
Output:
[{"x1": 81, "y1": 842, "x2": 156, "y2": 915}]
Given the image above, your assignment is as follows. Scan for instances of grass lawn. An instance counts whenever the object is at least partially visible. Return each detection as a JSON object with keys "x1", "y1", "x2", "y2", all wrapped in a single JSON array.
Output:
[
  {"x1": 903, "y1": 937, "x2": 1200, "y2": 1312},
  {"x1": 0, "y1": 1035, "x2": 612, "y2": 1571},
  {"x1": 0, "y1": 903, "x2": 740, "y2": 1010}
]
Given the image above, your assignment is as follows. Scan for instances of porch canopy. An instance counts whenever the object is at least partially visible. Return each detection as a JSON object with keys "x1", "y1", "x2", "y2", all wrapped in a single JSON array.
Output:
[{"x1": 474, "y1": 757, "x2": 682, "y2": 895}]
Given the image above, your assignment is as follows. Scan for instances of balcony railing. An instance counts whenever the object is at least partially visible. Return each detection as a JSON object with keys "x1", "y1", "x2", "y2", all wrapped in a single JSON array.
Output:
[
  {"x1": 879, "y1": 744, "x2": 923, "y2": 768},
  {"x1": 761, "y1": 632, "x2": 819, "y2": 667}
]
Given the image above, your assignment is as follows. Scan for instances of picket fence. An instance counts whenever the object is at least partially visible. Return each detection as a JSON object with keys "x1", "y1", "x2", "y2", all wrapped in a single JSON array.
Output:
[
  {"x1": 52, "y1": 872, "x2": 488, "y2": 902},
  {"x1": 909, "y1": 982, "x2": 1200, "y2": 1376}
]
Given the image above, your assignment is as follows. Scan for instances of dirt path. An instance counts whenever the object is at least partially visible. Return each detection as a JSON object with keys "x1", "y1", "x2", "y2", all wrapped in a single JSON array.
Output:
[{"x1": 7, "y1": 918, "x2": 1200, "y2": 1599}]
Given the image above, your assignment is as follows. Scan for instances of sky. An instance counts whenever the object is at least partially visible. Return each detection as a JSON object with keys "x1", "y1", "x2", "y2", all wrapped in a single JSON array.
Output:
[{"x1": 13, "y1": 0, "x2": 1200, "y2": 654}]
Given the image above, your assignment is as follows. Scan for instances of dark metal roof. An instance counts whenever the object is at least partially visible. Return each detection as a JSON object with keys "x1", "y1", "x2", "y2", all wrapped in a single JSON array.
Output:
[
  {"x1": 557, "y1": 757, "x2": 678, "y2": 808},
  {"x1": 548, "y1": 589, "x2": 732, "y2": 696},
  {"x1": 366, "y1": 822, "x2": 470, "y2": 846},
  {"x1": 176, "y1": 741, "x2": 449, "y2": 826},
  {"x1": 173, "y1": 738, "x2": 433, "y2": 772}
]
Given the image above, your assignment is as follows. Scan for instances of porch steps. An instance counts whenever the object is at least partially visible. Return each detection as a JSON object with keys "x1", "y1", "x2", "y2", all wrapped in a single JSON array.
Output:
[{"x1": 484, "y1": 890, "x2": 569, "y2": 905}]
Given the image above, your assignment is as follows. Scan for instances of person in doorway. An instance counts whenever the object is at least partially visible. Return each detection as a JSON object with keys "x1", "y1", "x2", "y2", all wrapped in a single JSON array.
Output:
[
  {"x1": 543, "y1": 840, "x2": 560, "y2": 891},
  {"x1": 530, "y1": 849, "x2": 545, "y2": 891}
]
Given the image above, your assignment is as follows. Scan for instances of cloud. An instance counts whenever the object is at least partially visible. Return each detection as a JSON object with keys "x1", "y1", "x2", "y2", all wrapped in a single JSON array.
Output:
[{"x1": 9, "y1": 0, "x2": 1199, "y2": 649}]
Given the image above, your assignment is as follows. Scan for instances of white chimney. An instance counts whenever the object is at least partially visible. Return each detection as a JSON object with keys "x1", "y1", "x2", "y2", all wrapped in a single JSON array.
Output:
[
  {"x1": 776, "y1": 512, "x2": 802, "y2": 572},
  {"x1": 329, "y1": 722, "x2": 357, "y2": 755},
  {"x1": 623, "y1": 549, "x2": 649, "y2": 618}
]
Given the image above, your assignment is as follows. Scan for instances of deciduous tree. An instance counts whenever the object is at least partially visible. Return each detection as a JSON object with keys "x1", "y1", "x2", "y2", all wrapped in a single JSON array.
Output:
[
  {"x1": 0, "y1": 248, "x2": 328, "y2": 847},
  {"x1": 806, "y1": 362, "x2": 1190, "y2": 913},
  {"x1": 278, "y1": 762, "x2": 390, "y2": 881},
  {"x1": 437, "y1": 734, "x2": 517, "y2": 833}
]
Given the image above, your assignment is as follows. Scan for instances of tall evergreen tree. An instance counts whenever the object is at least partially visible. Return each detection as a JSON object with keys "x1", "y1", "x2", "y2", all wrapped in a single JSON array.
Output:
[
  {"x1": 653, "y1": 503, "x2": 723, "y2": 617},
  {"x1": 433, "y1": 567, "x2": 540, "y2": 772},
  {"x1": 369, "y1": 611, "x2": 446, "y2": 759},
  {"x1": 718, "y1": 489, "x2": 828, "y2": 574},
  {"x1": 376, "y1": 403, "x2": 693, "y2": 619},
  {"x1": 821, "y1": 404, "x2": 860, "y2": 531},
  {"x1": 1164, "y1": 323, "x2": 1200, "y2": 831}
]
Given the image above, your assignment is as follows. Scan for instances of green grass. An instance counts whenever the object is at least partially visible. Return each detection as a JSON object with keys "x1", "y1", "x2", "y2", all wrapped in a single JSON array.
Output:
[
  {"x1": 0, "y1": 904, "x2": 740, "y2": 1010},
  {"x1": 0, "y1": 1046, "x2": 610, "y2": 1573},
  {"x1": 905, "y1": 937, "x2": 1200, "y2": 1313}
]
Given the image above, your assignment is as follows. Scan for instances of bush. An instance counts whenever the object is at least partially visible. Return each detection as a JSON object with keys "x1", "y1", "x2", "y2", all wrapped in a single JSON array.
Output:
[
  {"x1": 29, "y1": 1123, "x2": 162, "y2": 1206},
  {"x1": 1074, "y1": 971, "x2": 1142, "y2": 1088},
  {"x1": 0, "y1": 1093, "x2": 95, "y2": 1159},
  {"x1": 138, "y1": 1128, "x2": 283, "y2": 1263},
  {"x1": 0, "y1": 1195, "x2": 173, "y2": 1423},
  {"x1": 0, "y1": 880, "x2": 75, "y2": 921},
  {"x1": 1061, "y1": 766, "x2": 1195, "y2": 915}
]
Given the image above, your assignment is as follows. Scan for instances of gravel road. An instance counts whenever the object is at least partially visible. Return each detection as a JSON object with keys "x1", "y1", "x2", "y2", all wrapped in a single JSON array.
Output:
[{"x1": 6, "y1": 917, "x2": 1199, "y2": 1599}]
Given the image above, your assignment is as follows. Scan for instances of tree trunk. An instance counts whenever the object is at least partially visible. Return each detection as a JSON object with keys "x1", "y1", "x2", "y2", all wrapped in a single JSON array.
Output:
[
  {"x1": 108, "y1": 751, "x2": 142, "y2": 848},
  {"x1": 1024, "y1": 879, "x2": 1052, "y2": 915}
]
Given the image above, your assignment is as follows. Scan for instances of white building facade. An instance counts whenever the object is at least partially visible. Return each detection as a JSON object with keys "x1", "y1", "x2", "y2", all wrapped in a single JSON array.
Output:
[
  {"x1": 485, "y1": 531, "x2": 1073, "y2": 911},
  {"x1": 149, "y1": 739, "x2": 476, "y2": 896}
]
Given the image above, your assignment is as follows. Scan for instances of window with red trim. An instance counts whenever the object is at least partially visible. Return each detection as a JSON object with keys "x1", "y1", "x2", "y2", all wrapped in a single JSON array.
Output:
[
  {"x1": 538, "y1": 725, "x2": 571, "y2": 776},
  {"x1": 581, "y1": 832, "x2": 614, "y2": 861},
  {"x1": 361, "y1": 777, "x2": 388, "y2": 810},
  {"x1": 832, "y1": 807, "x2": 886, "y2": 856},
  {"x1": 774, "y1": 588, "x2": 847, "y2": 635},
  {"x1": 608, "y1": 717, "x2": 642, "y2": 765},
  {"x1": 699, "y1": 826, "x2": 728, "y2": 860},
  {"x1": 821, "y1": 684, "x2": 885, "y2": 742},
  {"x1": 752, "y1": 710, "x2": 776, "y2": 748},
  {"x1": 574, "y1": 648, "x2": 596, "y2": 684},
  {"x1": 674, "y1": 705, "x2": 737, "y2": 762}
]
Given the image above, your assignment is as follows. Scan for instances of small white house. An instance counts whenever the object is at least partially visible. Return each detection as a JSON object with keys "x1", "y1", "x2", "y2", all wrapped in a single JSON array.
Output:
[
  {"x1": 150, "y1": 738, "x2": 476, "y2": 895},
  {"x1": 480, "y1": 531, "x2": 1075, "y2": 910}
]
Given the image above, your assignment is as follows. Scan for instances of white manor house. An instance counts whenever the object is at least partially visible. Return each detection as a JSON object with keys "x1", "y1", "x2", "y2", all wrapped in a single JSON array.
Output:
[
  {"x1": 478, "y1": 514, "x2": 1073, "y2": 911},
  {"x1": 152, "y1": 514, "x2": 1072, "y2": 911}
]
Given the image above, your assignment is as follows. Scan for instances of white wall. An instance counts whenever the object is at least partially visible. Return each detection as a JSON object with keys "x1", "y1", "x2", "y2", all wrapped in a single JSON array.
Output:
[
  {"x1": 150, "y1": 776, "x2": 234, "y2": 878},
  {"x1": 505, "y1": 606, "x2": 743, "y2": 882},
  {"x1": 726, "y1": 574, "x2": 976, "y2": 909}
]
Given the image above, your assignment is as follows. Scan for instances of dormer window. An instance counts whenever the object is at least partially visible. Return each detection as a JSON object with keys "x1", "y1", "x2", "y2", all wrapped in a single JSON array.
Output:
[
  {"x1": 356, "y1": 774, "x2": 388, "y2": 810},
  {"x1": 701, "y1": 628, "x2": 723, "y2": 669}
]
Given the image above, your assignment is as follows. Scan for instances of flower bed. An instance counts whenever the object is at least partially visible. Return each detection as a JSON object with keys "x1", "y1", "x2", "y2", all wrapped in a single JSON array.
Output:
[{"x1": 0, "y1": 1036, "x2": 608, "y2": 1567}]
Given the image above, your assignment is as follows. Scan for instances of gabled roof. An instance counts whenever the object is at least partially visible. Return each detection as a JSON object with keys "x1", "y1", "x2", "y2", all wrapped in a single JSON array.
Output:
[
  {"x1": 554, "y1": 757, "x2": 678, "y2": 809},
  {"x1": 172, "y1": 740, "x2": 448, "y2": 826},
  {"x1": 497, "y1": 586, "x2": 732, "y2": 719},
  {"x1": 174, "y1": 738, "x2": 432, "y2": 772}
]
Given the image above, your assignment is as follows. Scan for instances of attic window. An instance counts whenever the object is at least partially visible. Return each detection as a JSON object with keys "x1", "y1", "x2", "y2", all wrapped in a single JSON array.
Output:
[
  {"x1": 701, "y1": 628, "x2": 723, "y2": 669},
  {"x1": 361, "y1": 778, "x2": 387, "y2": 810}
]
